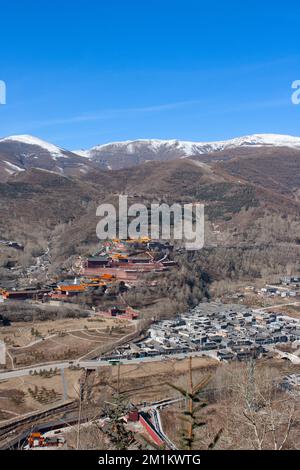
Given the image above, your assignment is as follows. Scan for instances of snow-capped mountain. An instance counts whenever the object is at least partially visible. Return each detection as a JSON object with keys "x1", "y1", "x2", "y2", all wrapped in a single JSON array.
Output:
[
  {"x1": 2, "y1": 133, "x2": 300, "y2": 179},
  {"x1": 0, "y1": 135, "x2": 68, "y2": 159},
  {"x1": 0, "y1": 134, "x2": 93, "y2": 180},
  {"x1": 74, "y1": 133, "x2": 300, "y2": 170}
]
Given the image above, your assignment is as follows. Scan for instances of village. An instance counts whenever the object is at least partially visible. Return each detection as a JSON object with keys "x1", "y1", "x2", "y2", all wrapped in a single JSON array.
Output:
[
  {"x1": 102, "y1": 302, "x2": 300, "y2": 363},
  {"x1": 260, "y1": 276, "x2": 300, "y2": 298},
  {"x1": 223, "y1": 276, "x2": 300, "y2": 305}
]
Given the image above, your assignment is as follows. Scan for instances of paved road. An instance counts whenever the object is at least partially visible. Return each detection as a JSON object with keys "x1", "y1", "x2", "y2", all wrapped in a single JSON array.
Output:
[
  {"x1": 151, "y1": 408, "x2": 177, "y2": 450},
  {"x1": 254, "y1": 302, "x2": 300, "y2": 312},
  {"x1": 0, "y1": 363, "x2": 70, "y2": 380},
  {"x1": 265, "y1": 346, "x2": 300, "y2": 364},
  {"x1": 80, "y1": 350, "x2": 219, "y2": 368},
  {"x1": 0, "y1": 350, "x2": 218, "y2": 381}
]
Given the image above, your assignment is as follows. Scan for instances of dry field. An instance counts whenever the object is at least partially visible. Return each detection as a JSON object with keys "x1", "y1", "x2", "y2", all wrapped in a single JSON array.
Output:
[
  {"x1": 269, "y1": 303, "x2": 300, "y2": 319},
  {"x1": 0, "y1": 317, "x2": 135, "y2": 367},
  {"x1": 0, "y1": 368, "x2": 81, "y2": 423},
  {"x1": 90, "y1": 356, "x2": 218, "y2": 404}
]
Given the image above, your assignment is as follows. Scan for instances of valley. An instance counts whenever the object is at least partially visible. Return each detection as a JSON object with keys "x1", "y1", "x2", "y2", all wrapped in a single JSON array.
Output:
[{"x1": 1, "y1": 133, "x2": 300, "y2": 450}]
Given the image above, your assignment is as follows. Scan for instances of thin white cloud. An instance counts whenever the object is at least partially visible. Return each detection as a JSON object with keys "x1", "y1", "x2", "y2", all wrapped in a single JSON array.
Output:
[{"x1": 26, "y1": 99, "x2": 204, "y2": 129}]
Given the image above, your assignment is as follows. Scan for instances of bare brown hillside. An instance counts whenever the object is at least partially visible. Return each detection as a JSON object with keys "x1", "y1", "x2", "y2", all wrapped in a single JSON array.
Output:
[{"x1": 1, "y1": 155, "x2": 300, "y2": 287}]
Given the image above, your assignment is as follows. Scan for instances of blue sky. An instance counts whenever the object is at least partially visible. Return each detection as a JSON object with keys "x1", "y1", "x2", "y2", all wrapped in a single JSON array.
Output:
[{"x1": 0, "y1": 0, "x2": 300, "y2": 149}]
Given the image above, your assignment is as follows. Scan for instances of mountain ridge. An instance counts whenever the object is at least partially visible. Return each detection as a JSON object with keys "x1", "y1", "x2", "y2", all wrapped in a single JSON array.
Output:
[
  {"x1": 75, "y1": 132, "x2": 300, "y2": 156},
  {"x1": 2, "y1": 133, "x2": 300, "y2": 178}
]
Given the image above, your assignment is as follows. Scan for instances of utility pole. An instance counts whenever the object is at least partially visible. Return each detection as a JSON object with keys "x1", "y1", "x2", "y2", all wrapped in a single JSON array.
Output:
[
  {"x1": 117, "y1": 362, "x2": 121, "y2": 395},
  {"x1": 61, "y1": 367, "x2": 68, "y2": 402},
  {"x1": 188, "y1": 357, "x2": 193, "y2": 447},
  {"x1": 76, "y1": 384, "x2": 83, "y2": 450}
]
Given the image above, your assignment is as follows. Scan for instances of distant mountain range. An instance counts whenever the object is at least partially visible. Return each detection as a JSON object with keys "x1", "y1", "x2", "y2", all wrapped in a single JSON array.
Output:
[
  {"x1": 74, "y1": 133, "x2": 300, "y2": 170},
  {"x1": 74, "y1": 133, "x2": 300, "y2": 167},
  {"x1": 1, "y1": 133, "x2": 300, "y2": 179}
]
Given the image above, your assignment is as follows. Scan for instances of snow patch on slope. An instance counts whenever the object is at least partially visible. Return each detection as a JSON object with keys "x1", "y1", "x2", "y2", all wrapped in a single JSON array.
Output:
[
  {"x1": 4, "y1": 161, "x2": 25, "y2": 172},
  {"x1": 0, "y1": 135, "x2": 67, "y2": 160},
  {"x1": 75, "y1": 133, "x2": 300, "y2": 160},
  {"x1": 72, "y1": 149, "x2": 91, "y2": 158}
]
